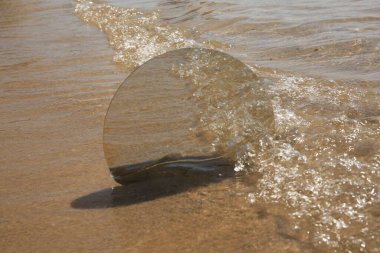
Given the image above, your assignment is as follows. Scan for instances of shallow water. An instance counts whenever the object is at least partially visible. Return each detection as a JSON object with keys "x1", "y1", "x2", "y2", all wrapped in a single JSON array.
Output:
[{"x1": 1, "y1": 0, "x2": 379, "y2": 252}]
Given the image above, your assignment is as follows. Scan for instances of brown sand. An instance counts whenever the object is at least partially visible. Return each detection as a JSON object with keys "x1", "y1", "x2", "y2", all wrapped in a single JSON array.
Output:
[{"x1": 0, "y1": 1, "x2": 300, "y2": 252}]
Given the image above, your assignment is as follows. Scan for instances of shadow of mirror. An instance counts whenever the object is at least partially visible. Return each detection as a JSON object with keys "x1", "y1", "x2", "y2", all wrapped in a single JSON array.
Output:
[{"x1": 72, "y1": 155, "x2": 234, "y2": 209}]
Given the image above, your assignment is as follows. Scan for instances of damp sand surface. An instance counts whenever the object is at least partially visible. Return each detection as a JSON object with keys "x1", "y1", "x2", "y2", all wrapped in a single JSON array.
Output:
[{"x1": 1, "y1": 0, "x2": 379, "y2": 252}]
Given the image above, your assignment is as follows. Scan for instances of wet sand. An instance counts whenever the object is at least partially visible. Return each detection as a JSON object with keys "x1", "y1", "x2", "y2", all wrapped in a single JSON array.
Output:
[
  {"x1": 1, "y1": 0, "x2": 379, "y2": 252},
  {"x1": 0, "y1": 1, "x2": 287, "y2": 252}
]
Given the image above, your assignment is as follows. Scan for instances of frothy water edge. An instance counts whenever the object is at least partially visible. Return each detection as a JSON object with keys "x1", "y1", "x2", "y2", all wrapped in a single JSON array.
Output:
[{"x1": 74, "y1": 1, "x2": 379, "y2": 251}]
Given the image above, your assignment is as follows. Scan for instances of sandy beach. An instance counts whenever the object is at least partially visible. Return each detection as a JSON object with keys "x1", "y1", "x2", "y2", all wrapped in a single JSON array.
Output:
[{"x1": 1, "y1": 0, "x2": 379, "y2": 252}]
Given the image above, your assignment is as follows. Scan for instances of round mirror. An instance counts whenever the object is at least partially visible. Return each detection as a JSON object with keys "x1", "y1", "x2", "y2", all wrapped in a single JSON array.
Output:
[{"x1": 103, "y1": 48, "x2": 274, "y2": 185}]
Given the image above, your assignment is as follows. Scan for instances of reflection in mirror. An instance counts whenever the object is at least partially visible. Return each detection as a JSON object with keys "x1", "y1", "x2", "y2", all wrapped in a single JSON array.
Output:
[{"x1": 103, "y1": 48, "x2": 274, "y2": 185}]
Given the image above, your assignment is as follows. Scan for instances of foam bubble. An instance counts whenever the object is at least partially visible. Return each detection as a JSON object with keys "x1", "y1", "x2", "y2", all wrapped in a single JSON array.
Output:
[{"x1": 75, "y1": 0, "x2": 199, "y2": 69}]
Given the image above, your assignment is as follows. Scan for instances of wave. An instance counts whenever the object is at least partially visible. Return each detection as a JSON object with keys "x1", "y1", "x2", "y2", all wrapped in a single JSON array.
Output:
[
  {"x1": 75, "y1": 0, "x2": 200, "y2": 69},
  {"x1": 75, "y1": 1, "x2": 380, "y2": 251}
]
